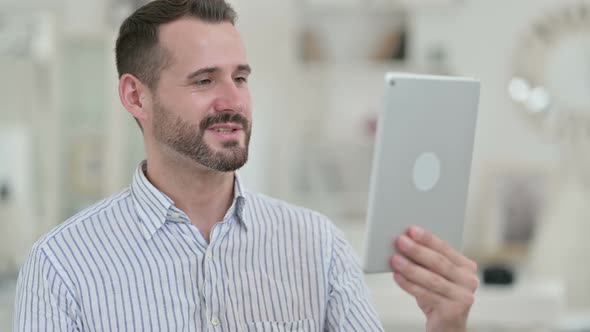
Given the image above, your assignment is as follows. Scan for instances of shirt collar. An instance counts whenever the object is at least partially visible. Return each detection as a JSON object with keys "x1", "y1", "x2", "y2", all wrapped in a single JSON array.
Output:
[
  {"x1": 130, "y1": 160, "x2": 249, "y2": 240},
  {"x1": 233, "y1": 173, "x2": 249, "y2": 229}
]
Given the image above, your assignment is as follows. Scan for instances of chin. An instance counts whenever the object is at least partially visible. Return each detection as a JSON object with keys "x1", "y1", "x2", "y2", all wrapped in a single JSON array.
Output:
[{"x1": 219, "y1": 140, "x2": 243, "y2": 149}]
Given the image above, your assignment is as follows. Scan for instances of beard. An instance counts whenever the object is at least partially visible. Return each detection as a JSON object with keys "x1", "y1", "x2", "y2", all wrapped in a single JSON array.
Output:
[{"x1": 152, "y1": 100, "x2": 251, "y2": 172}]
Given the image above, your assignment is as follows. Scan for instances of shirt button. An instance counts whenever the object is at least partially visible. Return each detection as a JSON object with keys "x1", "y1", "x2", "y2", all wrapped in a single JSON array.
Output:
[
  {"x1": 207, "y1": 251, "x2": 213, "y2": 259},
  {"x1": 171, "y1": 212, "x2": 180, "y2": 219},
  {"x1": 211, "y1": 317, "x2": 220, "y2": 326}
]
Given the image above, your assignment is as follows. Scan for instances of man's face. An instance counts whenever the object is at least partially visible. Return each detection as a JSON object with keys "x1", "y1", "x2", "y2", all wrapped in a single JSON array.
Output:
[{"x1": 149, "y1": 18, "x2": 252, "y2": 172}]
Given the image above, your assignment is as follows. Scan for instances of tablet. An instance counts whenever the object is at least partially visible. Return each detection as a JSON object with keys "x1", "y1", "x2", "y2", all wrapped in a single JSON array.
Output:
[{"x1": 362, "y1": 72, "x2": 480, "y2": 273}]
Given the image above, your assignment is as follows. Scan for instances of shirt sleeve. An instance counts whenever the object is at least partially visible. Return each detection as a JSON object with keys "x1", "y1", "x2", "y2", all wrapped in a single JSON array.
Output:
[
  {"x1": 13, "y1": 246, "x2": 79, "y2": 331},
  {"x1": 324, "y1": 226, "x2": 385, "y2": 332}
]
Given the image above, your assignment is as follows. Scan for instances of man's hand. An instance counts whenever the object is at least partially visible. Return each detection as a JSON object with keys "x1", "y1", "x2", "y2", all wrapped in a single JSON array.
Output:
[{"x1": 391, "y1": 226, "x2": 479, "y2": 332}]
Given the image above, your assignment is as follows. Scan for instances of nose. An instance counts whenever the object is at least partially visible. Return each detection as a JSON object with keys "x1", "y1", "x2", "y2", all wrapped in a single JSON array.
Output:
[{"x1": 212, "y1": 81, "x2": 246, "y2": 113}]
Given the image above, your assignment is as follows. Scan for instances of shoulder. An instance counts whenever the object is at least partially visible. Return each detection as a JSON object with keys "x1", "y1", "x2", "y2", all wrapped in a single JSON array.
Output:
[{"x1": 30, "y1": 189, "x2": 132, "y2": 255}]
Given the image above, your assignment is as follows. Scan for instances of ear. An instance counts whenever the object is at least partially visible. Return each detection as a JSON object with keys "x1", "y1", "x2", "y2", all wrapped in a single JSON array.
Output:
[{"x1": 119, "y1": 74, "x2": 152, "y2": 125}]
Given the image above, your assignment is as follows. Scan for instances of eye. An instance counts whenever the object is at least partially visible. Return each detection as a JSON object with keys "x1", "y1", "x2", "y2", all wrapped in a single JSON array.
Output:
[
  {"x1": 234, "y1": 76, "x2": 248, "y2": 84},
  {"x1": 195, "y1": 79, "x2": 212, "y2": 86}
]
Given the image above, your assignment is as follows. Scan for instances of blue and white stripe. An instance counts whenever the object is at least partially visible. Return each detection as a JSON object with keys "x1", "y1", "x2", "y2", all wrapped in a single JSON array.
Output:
[{"x1": 14, "y1": 161, "x2": 384, "y2": 331}]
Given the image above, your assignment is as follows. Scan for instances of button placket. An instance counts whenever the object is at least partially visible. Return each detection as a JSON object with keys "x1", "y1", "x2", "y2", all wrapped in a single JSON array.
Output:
[
  {"x1": 204, "y1": 246, "x2": 217, "y2": 326},
  {"x1": 204, "y1": 244, "x2": 224, "y2": 330}
]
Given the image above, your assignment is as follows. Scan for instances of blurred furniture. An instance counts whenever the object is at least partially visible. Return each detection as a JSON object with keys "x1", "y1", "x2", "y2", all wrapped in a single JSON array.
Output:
[{"x1": 508, "y1": 1, "x2": 590, "y2": 313}]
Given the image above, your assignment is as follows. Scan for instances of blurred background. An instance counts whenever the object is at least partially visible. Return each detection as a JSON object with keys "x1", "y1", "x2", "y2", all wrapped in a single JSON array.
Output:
[{"x1": 1, "y1": 0, "x2": 590, "y2": 331}]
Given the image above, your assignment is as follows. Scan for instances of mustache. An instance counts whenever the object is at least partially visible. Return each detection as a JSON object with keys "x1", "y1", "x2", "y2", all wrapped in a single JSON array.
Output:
[{"x1": 200, "y1": 112, "x2": 249, "y2": 131}]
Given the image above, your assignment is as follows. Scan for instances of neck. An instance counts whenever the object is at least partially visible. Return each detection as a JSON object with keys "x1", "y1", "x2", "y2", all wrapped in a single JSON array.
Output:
[{"x1": 144, "y1": 149, "x2": 235, "y2": 242}]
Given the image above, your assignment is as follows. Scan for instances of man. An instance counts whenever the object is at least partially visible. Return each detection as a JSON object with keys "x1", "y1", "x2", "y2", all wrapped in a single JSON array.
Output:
[{"x1": 14, "y1": 0, "x2": 479, "y2": 331}]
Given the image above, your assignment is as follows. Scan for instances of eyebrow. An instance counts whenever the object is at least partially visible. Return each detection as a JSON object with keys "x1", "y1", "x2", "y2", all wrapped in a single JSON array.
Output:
[{"x1": 186, "y1": 64, "x2": 252, "y2": 81}]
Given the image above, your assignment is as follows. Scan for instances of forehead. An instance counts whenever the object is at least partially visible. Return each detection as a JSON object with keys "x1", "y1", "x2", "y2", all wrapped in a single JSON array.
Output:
[{"x1": 157, "y1": 17, "x2": 247, "y2": 72}]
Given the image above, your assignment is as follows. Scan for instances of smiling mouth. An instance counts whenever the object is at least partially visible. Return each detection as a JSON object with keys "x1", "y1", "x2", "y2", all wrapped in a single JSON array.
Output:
[{"x1": 211, "y1": 128, "x2": 239, "y2": 133}]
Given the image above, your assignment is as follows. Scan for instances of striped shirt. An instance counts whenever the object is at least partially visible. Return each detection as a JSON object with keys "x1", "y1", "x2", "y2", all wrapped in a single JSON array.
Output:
[{"x1": 14, "y1": 161, "x2": 384, "y2": 331}]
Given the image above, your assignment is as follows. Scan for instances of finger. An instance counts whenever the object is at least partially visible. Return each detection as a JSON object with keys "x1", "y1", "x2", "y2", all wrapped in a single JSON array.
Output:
[
  {"x1": 393, "y1": 272, "x2": 441, "y2": 307},
  {"x1": 391, "y1": 254, "x2": 475, "y2": 304},
  {"x1": 406, "y1": 226, "x2": 478, "y2": 272},
  {"x1": 395, "y1": 235, "x2": 480, "y2": 292}
]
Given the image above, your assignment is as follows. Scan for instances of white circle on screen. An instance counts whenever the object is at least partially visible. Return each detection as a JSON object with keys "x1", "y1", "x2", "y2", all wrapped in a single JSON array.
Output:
[{"x1": 413, "y1": 152, "x2": 441, "y2": 192}]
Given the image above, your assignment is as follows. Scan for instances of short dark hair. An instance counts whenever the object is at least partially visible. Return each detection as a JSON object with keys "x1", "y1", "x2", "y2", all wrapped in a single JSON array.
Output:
[{"x1": 115, "y1": 0, "x2": 237, "y2": 90}]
